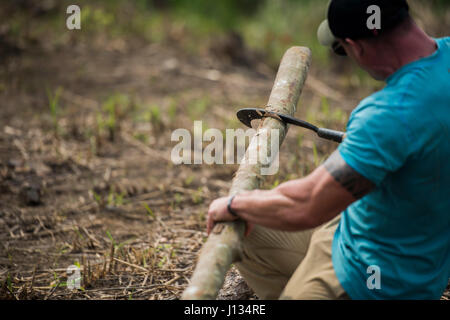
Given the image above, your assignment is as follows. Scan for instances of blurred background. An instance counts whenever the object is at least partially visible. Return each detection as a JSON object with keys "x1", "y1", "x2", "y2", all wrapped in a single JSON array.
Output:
[{"x1": 0, "y1": 0, "x2": 449, "y2": 300}]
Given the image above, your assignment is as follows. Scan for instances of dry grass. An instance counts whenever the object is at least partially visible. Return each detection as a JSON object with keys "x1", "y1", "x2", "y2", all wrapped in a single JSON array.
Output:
[{"x1": 0, "y1": 0, "x2": 448, "y2": 300}]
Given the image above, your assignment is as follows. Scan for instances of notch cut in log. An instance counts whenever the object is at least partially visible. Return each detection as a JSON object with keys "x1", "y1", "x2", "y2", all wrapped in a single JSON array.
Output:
[{"x1": 182, "y1": 47, "x2": 312, "y2": 300}]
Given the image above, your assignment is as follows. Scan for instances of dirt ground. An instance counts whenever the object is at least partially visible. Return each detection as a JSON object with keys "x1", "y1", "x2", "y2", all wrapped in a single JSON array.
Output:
[{"x1": 0, "y1": 12, "x2": 448, "y2": 300}]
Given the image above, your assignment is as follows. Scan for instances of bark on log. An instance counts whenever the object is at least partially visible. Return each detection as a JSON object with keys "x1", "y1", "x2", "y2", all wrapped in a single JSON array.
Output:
[{"x1": 182, "y1": 47, "x2": 312, "y2": 300}]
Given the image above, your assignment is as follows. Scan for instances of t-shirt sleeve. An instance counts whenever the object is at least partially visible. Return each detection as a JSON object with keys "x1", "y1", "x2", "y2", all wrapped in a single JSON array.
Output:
[{"x1": 338, "y1": 105, "x2": 411, "y2": 186}]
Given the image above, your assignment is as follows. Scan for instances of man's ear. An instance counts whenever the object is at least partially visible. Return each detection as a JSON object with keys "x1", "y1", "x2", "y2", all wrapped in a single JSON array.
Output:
[{"x1": 345, "y1": 38, "x2": 364, "y2": 58}]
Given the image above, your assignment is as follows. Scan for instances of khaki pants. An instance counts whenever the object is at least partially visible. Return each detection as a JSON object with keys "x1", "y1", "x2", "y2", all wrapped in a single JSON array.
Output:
[{"x1": 235, "y1": 215, "x2": 349, "y2": 300}]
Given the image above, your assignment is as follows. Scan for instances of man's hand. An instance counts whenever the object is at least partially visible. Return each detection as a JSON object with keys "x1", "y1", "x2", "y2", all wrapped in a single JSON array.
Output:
[
  {"x1": 207, "y1": 197, "x2": 237, "y2": 234},
  {"x1": 206, "y1": 196, "x2": 254, "y2": 236}
]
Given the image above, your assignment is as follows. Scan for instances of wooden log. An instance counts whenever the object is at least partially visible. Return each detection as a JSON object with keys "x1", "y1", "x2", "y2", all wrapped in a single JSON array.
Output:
[{"x1": 182, "y1": 47, "x2": 312, "y2": 300}]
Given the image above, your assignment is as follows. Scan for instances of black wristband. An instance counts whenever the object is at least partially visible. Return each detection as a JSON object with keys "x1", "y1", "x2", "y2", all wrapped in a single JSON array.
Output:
[{"x1": 227, "y1": 195, "x2": 239, "y2": 217}]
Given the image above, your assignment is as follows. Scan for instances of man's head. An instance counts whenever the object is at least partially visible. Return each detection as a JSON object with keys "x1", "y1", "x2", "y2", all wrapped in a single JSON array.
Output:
[{"x1": 318, "y1": 0, "x2": 412, "y2": 80}]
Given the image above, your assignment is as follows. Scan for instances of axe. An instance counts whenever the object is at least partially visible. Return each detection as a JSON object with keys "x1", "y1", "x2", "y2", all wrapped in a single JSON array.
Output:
[{"x1": 237, "y1": 107, "x2": 345, "y2": 143}]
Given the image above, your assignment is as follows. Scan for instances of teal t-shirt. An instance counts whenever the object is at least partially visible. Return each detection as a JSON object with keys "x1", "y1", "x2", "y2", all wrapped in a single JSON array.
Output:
[{"x1": 332, "y1": 37, "x2": 450, "y2": 299}]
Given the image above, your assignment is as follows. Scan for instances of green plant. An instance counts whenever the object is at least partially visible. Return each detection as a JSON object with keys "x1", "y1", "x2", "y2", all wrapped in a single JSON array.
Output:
[
  {"x1": 107, "y1": 187, "x2": 126, "y2": 207},
  {"x1": 143, "y1": 203, "x2": 156, "y2": 219},
  {"x1": 187, "y1": 97, "x2": 209, "y2": 120},
  {"x1": 296, "y1": 133, "x2": 304, "y2": 148},
  {"x1": 149, "y1": 105, "x2": 163, "y2": 131},
  {"x1": 80, "y1": 6, "x2": 115, "y2": 33},
  {"x1": 321, "y1": 97, "x2": 330, "y2": 118},
  {"x1": 106, "y1": 230, "x2": 115, "y2": 246},
  {"x1": 174, "y1": 193, "x2": 183, "y2": 206},
  {"x1": 332, "y1": 108, "x2": 347, "y2": 124},
  {"x1": 106, "y1": 230, "x2": 135, "y2": 258},
  {"x1": 197, "y1": 209, "x2": 206, "y2": 223},
  {"x1": 98, "y1": 93, "x2": 132, "y2": 142},
  {"x1": 92, "y1": 190, "x2": 103, "y2": 207},
  {"x1": 142, "y1": 248, "x2": 149, "y2": 267},
  {"x1": 271, "y1": 179, "x2": 280, "y2": 188},
  {"x1": 58, "y1": 244, "x2": 71, "y2": 254},
  {"x1": 133, "y1": 132, "x2": 148, "y2": 144},
  {"x1": 73, "y1": 227, "x2": 84, "y2": 240},
  {"x1": 191, "y1": 187, "x2": 203, "y2": 204},
  {"x1": 183, "y1": 175, "x2": 194, "y2": 187},
  {"x1": 168, "y1": 100, "x2": 178, "y2": 122},
  {"x1": 157, "y1": 256, "x2": 167, "y2": 268},
  {"x1": 6, "y1": 273, "x2": 12, "y2": 293},
  {"x1": 46, "y1": 86, "x2": 63, "y2": 136},
  {"x1": 312, "y1": 142, "x2": 319, "y2": 167}
]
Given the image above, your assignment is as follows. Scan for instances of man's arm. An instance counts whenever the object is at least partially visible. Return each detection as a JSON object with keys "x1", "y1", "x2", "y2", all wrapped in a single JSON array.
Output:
[
  {"x1": 323, "y1": 150, "x2": 375, "y2": 199},
  {"x1": 207, "y1": 150, "x2": 375, "y2": 233}
]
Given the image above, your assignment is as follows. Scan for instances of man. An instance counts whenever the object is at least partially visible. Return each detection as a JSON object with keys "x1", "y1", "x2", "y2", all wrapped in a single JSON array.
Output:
[{"x1": 207, "y1": 0, "x2": 450, "y2": 299}]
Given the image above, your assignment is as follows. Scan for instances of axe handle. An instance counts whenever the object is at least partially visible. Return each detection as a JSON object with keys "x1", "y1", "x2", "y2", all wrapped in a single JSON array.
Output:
[
  {"x1": 276, "y1": 113, "x2": 345, "y2": 143},
  {"x1": 317, "y1": 128, "x2": 345, "y2": 143}
]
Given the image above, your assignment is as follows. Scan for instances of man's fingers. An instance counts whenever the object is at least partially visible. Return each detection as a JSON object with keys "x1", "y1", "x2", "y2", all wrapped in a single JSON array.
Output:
[
  {"x1": 206, "y1": 197, "x2": 238, "y2": 235},
  {"x1": 207, "y1": 209, "x2": 217, "y2": 235}
]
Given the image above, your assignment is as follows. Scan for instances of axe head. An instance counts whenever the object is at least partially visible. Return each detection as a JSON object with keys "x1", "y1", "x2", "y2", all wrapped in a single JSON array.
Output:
[{"x1": 236, "y1": 108, "x2": 283, "y2": 128}]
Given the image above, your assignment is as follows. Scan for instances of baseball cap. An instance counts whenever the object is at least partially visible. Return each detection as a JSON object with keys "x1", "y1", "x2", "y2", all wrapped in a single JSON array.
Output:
[{"x1": 317, "y1": 0, "x2": 410, "y2": 56}]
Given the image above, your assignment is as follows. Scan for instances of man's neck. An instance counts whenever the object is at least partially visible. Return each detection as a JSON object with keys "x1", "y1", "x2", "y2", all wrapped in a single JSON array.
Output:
[
  {"x1": 381, "y1": 23, "x2": 437, "y2": 79},
  {"x1": 394, "y1": 26, "x2": 437, "y2": 66}
]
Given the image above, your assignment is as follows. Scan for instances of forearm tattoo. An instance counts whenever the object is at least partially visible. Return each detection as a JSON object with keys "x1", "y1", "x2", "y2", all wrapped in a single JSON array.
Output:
[{"x1": 324, "y1": 150, "x2": 375, "y2": 199}]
